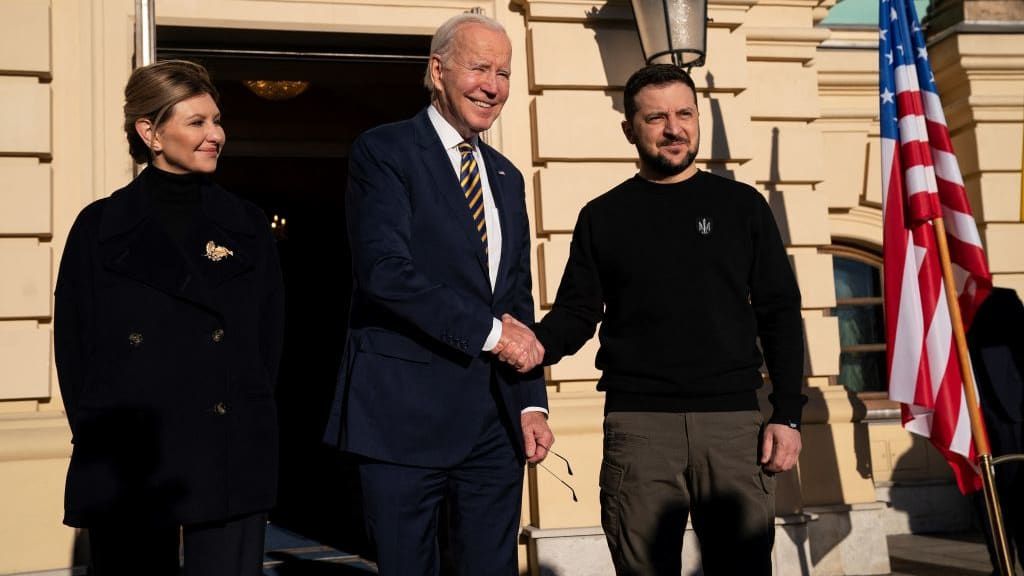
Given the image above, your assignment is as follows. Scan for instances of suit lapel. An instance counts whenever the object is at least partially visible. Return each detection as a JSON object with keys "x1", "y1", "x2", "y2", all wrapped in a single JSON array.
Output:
[{"x1": 414, "y1": 110, "x2": 489, "y2": 278}]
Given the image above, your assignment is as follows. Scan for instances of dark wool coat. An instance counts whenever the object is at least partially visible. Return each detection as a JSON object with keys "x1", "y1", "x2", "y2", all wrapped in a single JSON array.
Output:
[{"x1": 54, "y1": 172, "x2": 284, "y2": 527}]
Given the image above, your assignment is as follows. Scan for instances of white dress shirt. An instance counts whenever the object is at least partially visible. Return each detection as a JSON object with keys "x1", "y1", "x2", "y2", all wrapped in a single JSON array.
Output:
[
  {"x1": 427, "y1": 105, "x2": 504, "y2": 350},
  {"x1": 427, "y1": 106, "x2": 547, "y2": 417}
]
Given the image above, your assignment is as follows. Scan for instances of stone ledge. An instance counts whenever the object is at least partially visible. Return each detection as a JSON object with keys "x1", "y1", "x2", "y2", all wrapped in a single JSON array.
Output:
[
  {"x1": 805, "y1": 500, "x2": 889, "y2": 515},
  {"x1": 805, "y1": 502, "x2": 892, "y2": 575},
  {"x1": 5, "y1": 565, "x2": 82, "y2": 569},
  {"x1": 928, "y1": 0, "x2": 1024, "y2": 39},
  {"x1": 525, "y1": 515, "x2": 814, "y2": 575},
  {"x1": 0, "y1": 413, "x2": 70, "y2": 462},
  {"x1": 523, "y1": 524, "x2": 604, "y2": 539}
]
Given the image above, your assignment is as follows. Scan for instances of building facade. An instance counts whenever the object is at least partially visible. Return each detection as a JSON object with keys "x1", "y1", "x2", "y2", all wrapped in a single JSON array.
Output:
[{"x1": 0, "y1": 0, "x2": 1022, "y2": 573}]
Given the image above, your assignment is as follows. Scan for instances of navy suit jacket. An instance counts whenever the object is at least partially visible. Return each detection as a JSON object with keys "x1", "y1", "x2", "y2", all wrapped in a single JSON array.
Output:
[{"x1": 324, "y1": 108, "x2": 547, "y2": 467}]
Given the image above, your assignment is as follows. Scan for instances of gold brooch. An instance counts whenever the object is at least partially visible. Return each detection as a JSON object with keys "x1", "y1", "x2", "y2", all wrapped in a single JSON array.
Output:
[{"x1": 204, "y1": 241, "x2": 234, "y2": 262}]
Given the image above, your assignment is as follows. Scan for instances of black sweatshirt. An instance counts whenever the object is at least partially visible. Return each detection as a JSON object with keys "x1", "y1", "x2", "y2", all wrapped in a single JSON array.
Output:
[{"x1": 533, "y1": 170, "x2": 806, "y2": 426}]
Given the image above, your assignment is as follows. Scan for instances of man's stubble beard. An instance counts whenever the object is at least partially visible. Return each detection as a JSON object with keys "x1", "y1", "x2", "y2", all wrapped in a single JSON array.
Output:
[{"x1": 638, "y1": 141, "x2": 699, "y2": 179}]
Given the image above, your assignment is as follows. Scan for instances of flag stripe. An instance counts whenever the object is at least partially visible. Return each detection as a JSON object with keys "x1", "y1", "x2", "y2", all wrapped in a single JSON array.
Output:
[
  {"x1": 922, "y1": 91, "x2": 948, "y2": 128},
  {"x1": 942, "y1": 207, "x2": 984, "y2": 248},
  {"x1": 933, "y1": 149, "x2": 965, "y2": 188},
  {"x1": 889, "y1": 235, "x2": 925, "y2": 404},
  {"x1": 903, "y1": 164, "x2": 933, "y2": 196}
]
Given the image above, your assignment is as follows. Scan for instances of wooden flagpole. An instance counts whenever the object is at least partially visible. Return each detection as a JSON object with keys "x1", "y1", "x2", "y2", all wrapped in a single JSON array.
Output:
[{"x1": 931, "y1": 216, "x2": 1014, "y2": 576}]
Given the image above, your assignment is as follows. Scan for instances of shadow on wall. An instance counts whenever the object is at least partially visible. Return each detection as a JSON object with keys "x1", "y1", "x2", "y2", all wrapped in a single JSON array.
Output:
[
  {"x1": 852, "y1": 394, "x2": 874, "y2": 481},
  {"x1": 778, "y1": 520, "x2": 811, "y2": 576},
  {"x1": 703, "y1": 72, "x2": 734, "y2": 180},
  {"x1": 585, "y1": 4, "x2": 642, "y2": 116},
  {"x1": 880, "y1": 414, "x2": 979, "y2": 536},
  {"x1": 798, "y1": 388, "x2": 876, "y2": 571},
  {"x1": 885, "y1": 441, "x2": 985, "y2": 574}
]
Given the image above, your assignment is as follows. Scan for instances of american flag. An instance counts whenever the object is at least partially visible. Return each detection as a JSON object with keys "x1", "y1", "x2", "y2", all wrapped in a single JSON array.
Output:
[{"x1": 880, "y1": 0, "x2": 992, "y2": 493}]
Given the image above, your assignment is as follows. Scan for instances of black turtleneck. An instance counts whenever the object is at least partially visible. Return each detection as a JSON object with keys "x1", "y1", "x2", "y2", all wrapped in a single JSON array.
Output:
[{"x1": 142, "y1": 165, "x2": 204, "y2": 247}]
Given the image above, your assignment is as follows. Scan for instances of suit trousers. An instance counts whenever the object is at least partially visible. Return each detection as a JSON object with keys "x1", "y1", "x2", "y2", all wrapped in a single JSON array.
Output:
[
  {"x1": 87, "y1": 512, "x2": 267, "y2": 576},
  {"x1": 359, "y1": 402, "x2": 523, "y2": 576},
  {"x1": 599, "y1": 410, "x2": 776, "y2": 576}
]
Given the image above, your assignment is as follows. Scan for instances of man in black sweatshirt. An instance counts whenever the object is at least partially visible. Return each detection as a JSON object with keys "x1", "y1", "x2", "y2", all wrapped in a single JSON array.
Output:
[{"x1": 528, "y1": 64, "x2": 805, "y2": 575}]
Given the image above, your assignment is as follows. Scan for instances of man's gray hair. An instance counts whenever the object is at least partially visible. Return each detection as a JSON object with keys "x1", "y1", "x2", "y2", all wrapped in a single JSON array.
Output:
[{"x1": 423, "y1": 13, "x2": 507, "y2": 93}]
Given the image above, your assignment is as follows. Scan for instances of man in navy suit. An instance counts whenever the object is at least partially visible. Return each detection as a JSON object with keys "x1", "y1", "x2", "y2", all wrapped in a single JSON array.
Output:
[{"x1": 323, "y1": 13, "x2": 553, "y2": 575}]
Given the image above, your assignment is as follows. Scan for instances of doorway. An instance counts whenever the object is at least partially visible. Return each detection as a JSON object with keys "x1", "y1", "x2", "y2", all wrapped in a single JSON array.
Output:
[{"x1": 158, "y1": 26, "x2": 431, "y2": 556}]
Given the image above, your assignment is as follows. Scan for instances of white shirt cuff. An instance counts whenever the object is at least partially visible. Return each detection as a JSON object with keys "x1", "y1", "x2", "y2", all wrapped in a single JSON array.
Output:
[
  {"x1": 521, "y1": 406, "x2": 549, "y2": 416},
  {"x1": 482, "y1": 318, "x2": 502, "y2": 352}
]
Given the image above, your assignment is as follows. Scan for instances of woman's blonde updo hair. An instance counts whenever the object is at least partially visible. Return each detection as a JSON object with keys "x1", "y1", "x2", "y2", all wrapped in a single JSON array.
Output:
[{"x1": 123, "y1": 60, "x2": 220, "y2": 164}]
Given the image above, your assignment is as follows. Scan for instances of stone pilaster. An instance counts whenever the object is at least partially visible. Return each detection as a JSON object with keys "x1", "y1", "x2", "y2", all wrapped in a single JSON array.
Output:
[{"x1": 927, "y1": 0, "x2": 1024, "y2": 295}]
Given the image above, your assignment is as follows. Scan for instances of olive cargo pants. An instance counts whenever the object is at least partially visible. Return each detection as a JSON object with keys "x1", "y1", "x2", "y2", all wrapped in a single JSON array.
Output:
[{"x1": 600, "y1": 410, "x2": 776, "y2": 575}]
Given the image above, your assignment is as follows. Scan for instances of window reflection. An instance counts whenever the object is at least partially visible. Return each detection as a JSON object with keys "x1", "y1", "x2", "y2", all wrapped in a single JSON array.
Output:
[{"x1": 827, "y1": 247, "x2": 886, "y2": 393}]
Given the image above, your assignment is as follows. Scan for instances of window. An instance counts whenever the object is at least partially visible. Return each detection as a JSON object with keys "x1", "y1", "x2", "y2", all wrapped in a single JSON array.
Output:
[{"x1": 825, "y1": 246, "x2": 886, "y2": 393}]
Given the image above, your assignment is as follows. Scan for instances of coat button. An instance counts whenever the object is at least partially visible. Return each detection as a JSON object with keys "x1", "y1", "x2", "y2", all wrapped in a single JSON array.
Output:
[
  {"x1": 211, "y1": 328, "x2": 225, "y2": 343},
  {"x1": 213, "y1": 402, "x2": 228, "y2": 416},
  {"x1": 128, "y1": 332, "x2": 144, "y2": 347}
]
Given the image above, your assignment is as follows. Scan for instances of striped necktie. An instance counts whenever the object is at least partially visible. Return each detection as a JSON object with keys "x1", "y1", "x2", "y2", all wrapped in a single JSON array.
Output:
[{"x1": 458, "y1": 142, "x2": 488, "y2": 252}]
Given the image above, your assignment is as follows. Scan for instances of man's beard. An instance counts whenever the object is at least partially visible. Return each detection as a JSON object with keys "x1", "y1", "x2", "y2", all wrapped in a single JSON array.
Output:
[{"x1": 637, "y1": 140, "x2": 698, "y2": 178}]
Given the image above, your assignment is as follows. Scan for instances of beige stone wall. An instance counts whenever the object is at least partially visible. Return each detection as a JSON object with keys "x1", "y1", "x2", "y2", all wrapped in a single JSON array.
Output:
[
  {"x1": 0, "y1": 0, "x2": 79, "y2": 572},
  {"x1": 931, "y1": 31, "x2": 1024, "y2": 296},
  {"x1": 0, "y1": 0, "x2": 54, "y2": 403},
  {"x1": 522, "y1": 0, "x2": 633, "y2": 532}
]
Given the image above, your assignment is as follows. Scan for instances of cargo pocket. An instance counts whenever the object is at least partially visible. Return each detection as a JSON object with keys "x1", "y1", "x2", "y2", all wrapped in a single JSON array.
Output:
[
  {"x1": 600, "y1": 415, "x2": 649, "y2": 545},
  {"x1": 599, "y1": 458, "x2": 626, "y2": 541},
  {"x1": 757, "y1": 468, "x2": 776, "y2": 495}
]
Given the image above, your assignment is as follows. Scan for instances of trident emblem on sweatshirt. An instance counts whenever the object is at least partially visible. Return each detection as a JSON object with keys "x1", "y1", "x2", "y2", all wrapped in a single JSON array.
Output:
[{"x1": 696, "y1": 217, "x2": 713, "y2": 236}]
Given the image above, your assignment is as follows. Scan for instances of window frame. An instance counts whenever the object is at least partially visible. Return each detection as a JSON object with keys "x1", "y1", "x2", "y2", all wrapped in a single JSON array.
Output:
[{"x1": 821, "y1": 244, "x2": 892, "y2": 402}]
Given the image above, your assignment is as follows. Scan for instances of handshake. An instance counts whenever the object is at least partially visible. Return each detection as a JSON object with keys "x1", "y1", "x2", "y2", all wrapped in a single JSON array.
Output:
[{"x1": 491, "y1": 314, "x2": 545, "y2": 373}]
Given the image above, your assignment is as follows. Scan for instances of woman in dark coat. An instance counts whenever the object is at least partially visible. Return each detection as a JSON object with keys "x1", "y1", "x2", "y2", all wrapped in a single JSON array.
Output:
[{"x1": 54, "y1": 60, "x2": 284, "y2": 575}]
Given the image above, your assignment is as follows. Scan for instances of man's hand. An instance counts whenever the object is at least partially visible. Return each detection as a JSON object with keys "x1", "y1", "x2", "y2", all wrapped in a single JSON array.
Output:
[
  {"x1": 760, "y1": 423, "x2": 802, "y2": 473},
  {"x1": 521, "y1": 411, "x2": 554, "y2": 464},
  {"x1": 491, "y1": 314, "x2": 544, "y2": 373}
]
